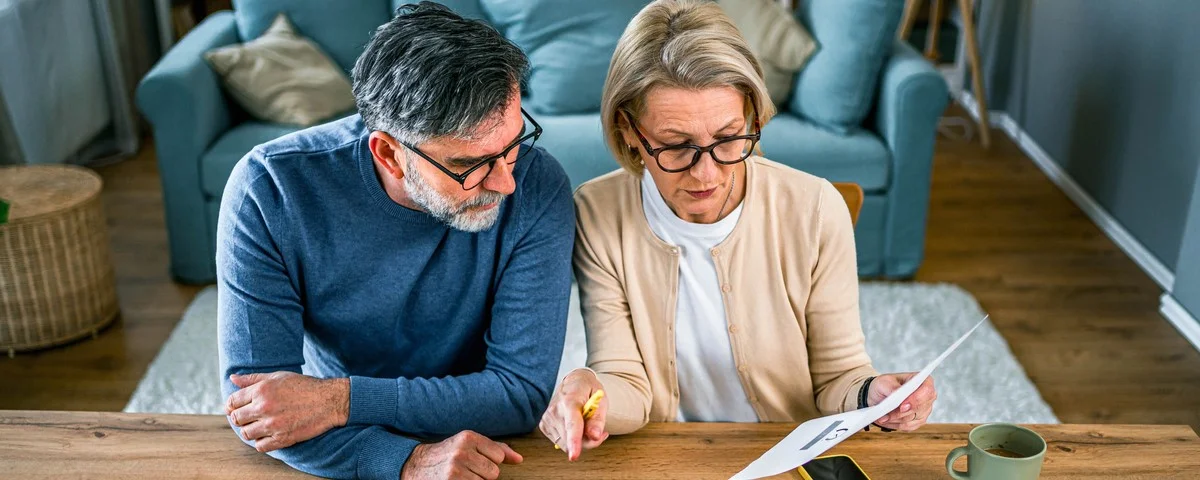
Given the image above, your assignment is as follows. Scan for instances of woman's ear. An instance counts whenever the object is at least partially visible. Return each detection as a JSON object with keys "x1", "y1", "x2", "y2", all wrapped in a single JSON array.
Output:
[
  {"x1": 368, "y1": 131, "x2": 405, "y2": 179},
  {"x1": 616, "y1": 114, "x2": 639, "y2": 151}
]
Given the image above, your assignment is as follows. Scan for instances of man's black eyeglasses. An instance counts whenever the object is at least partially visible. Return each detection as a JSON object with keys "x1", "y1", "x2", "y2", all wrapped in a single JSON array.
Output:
[
  {"x1": 401, "y1": 108, "x2": 542, "y2": 190},
  {"x1": 626, "y1": 105, "x2": 760, "y2": 174}
]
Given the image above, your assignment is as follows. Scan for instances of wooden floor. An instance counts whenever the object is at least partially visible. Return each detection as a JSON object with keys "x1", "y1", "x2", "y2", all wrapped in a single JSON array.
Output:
[
  {"x1": 3, "y1": 120, "x2": 1199, "y2": 431},
  {"x1": 916, "y1": 132, "x2": 1200, "y2": 430}
]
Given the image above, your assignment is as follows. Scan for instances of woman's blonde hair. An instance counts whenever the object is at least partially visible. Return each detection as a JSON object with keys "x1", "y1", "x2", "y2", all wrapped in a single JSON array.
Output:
[{"x1": 601, "y1": 0, "x2": 776, "y2": 175}]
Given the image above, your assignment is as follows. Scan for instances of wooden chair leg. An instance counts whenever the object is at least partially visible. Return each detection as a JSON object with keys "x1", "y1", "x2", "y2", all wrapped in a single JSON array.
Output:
[
  {"x1": 924, "y1": 0, "x2": 943, "y2": 61},
  {"x1": 958, "y1": 0, "x2": 991, "y2": 148},
  {"x1": 899, "y1": 0, "x2": 922, "y2": 40}
]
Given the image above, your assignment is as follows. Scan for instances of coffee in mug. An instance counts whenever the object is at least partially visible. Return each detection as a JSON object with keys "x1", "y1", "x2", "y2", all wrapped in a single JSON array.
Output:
[
  {"x1": 946, "y1": 423, "x2": 1046, "y2": 480},
  {"x1": 984, "y1": 447, "x2": 1027, "y2": 458}
]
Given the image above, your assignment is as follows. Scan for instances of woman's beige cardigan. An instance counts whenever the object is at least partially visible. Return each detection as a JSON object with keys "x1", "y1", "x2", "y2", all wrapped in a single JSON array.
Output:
[{"x1": 572, "y1": 157, "x2": 877, "y2": 434}]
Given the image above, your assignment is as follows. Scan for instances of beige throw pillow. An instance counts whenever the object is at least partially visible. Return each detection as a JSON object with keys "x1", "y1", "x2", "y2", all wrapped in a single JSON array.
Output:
[
  {"x1": 718, "y1": 0, "x2": 818, "y2": 106},
  {"x1": 204, "y1": 14, "x2": 355, "y2": 127}
]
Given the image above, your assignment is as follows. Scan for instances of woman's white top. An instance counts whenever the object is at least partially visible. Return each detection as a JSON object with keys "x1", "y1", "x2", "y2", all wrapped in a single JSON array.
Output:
[{"x1": 640, "y1": 171, "x2": 758, "y2": 422}]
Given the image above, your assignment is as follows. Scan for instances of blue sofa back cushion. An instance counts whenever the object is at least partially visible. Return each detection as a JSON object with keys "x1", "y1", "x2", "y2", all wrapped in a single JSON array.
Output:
[
  {"x1": 233, "y1": 0, "x2": 391, "y2": 73},
  {"x1": 789, "y1": 0, "x2": 903, "y2": 133},
  {"x1": 481, "y1": 0, "x2": 648, "y2": 115},
  {"x1": 393, "y1": 0, "x2": 489, "y2": 21}
]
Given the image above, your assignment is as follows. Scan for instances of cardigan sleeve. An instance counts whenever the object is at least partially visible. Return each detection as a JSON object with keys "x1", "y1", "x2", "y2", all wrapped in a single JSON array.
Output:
[
  {"x1": 572, "y1": 194, "x2": 654, "y2": 435},
  {"x1": 804, "y1": 180, "x2": 879, "y2": 415}
]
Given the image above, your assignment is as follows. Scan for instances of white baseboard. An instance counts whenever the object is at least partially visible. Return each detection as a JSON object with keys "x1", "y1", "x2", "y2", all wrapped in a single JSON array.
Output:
[
  {"x1": 955, "y1": 91, "x2": 1176, "y2": 291},
  {"x1": 956, "y1": 91, "x2": 1006, "y2": 128},
  {"x1": 1160, "y1": 294, "x2": 1200, "y2": 353}
]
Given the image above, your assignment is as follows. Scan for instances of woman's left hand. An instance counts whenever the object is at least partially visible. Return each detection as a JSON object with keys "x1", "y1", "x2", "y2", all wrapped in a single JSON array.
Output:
[{"x1": 866, "y1": 373, "x2": 937, "y2": 431}]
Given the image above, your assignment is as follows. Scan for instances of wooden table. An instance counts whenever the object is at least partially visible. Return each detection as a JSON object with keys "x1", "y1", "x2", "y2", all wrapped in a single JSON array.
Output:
[{"x1": 3, "y1": 412, "x2": 1199, "y2": 479}]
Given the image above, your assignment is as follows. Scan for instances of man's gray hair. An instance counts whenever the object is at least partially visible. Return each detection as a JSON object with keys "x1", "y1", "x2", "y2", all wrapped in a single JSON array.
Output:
[{"x1": 352, "y1": 2, "x2": 529, "y2": 145}]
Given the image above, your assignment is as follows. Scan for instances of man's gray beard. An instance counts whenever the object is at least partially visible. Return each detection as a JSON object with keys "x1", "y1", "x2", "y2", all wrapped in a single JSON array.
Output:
[{"x1": 403, "y1": 154, "x2": 506, "y2": 232}]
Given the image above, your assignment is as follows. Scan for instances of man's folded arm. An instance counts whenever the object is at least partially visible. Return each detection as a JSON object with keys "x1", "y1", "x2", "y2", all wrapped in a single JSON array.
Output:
[{"x1": 222, "y1": 374, "x2": 419, "y2": 480}]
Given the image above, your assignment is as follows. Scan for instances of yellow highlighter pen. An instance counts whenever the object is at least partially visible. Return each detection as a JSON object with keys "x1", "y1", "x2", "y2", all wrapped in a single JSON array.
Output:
[{"x1": 555, "y1": 390, "x2": 605, "y2": 450}]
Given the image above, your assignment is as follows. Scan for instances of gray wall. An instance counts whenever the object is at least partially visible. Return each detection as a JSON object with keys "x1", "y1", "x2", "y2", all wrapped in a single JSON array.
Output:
[
  {"x1": 976, "y1": 0, "x2": 1200, "y2": 270},
  {"x1": 1172, "y1": 171, "x2": 1200, "y2": 318}
]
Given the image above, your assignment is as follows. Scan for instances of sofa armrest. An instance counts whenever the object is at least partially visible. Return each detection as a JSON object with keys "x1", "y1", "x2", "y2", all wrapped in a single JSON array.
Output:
[
  {"x1": 134, "y1": 11, "x2": 239, "y2": 283},
  {"x1": 874, "y1": 41, "x2": 949, "y2": 148},
  {"x1": 872, "y1": 41, "x2": 949, "y2": 277},
  {"x1": 136, "y1": 11, "x2": 238, "y2": 158}
]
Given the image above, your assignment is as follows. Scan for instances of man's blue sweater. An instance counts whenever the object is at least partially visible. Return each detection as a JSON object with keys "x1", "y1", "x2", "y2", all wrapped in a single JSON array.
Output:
[{"x1": 216, "y1": 115, "x2": 574, "y2": 479}]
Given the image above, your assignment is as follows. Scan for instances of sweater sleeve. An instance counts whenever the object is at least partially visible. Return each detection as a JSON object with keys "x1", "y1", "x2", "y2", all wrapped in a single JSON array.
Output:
[
  {"x1": 572, "y1": 192, "x2": 654, "y2": 435},
  {"x1": 345, "y1": 153, "x2": 576, "y2": 438},
  {"x1": 216, "y1": 157, "x2": 418, "y2": 480},
  {"x1": 805, "y1": 180, "x2": 878, "y2": 415}
]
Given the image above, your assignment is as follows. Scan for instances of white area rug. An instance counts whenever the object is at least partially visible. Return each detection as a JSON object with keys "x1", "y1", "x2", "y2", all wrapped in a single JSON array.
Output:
[{"x1": 125, "y1": 283, "x2": 1059, "y2": 424}]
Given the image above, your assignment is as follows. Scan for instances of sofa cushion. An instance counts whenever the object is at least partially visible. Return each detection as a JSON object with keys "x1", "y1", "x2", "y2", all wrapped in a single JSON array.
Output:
[
  {"x1": 759, "y1": 112, "x2": 890, "y2": 191},
  {"x1": 789, "y1": 0, "x2": 903, "y2": 133},
  {"x1": 205, "y1": 14, "x2": 355, "y2": 127},
  {"x1": 201, "y1": 122, "x2": 302, "y2": 198},
  {"x1": 717, "y1": 0, "x2": 816, "y2": 106},
  {"x1": 481, "y1": 0, "x2": 647, "y2": 115},
  {"x1": 232, "y1": 0, "x2": 390, "y2": 73},
  {"x1": 530, "y1": 113, "x2": 617, "y2": 189},
  {"x1": 393, "y1": 0, "x2": 489, "y2": 21}
]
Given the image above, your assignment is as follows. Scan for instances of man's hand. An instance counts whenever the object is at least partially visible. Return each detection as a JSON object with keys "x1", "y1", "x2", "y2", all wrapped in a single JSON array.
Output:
[
  {"x1": 402, "y1": 431, "x2": 523, "y2": 480},
  {"x1": 225, "y1": 371, "x2": 349, "y2": 452},
  {"x1": 867, "y1": 372, "x2": 937, "y2": 431}
]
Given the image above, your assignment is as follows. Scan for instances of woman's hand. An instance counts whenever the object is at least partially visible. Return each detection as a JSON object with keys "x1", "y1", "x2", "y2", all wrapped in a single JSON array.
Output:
[
  {"x1": 867, "y1": 373, "x2": 937, "y2": 431},
  {"x1": 538, "y1": 369, "x2": 609, "y2": 461}
]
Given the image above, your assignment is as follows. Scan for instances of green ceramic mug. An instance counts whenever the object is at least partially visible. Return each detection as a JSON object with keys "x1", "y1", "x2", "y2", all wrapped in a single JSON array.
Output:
[{"x1": 946, "y1": 423, "x2": 1046, "y2": 479}]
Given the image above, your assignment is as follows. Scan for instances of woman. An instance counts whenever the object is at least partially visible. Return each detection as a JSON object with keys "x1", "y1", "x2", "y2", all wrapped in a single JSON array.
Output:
[{"x1": 539, "y1": 0, "x2": 937, "y2": 460}]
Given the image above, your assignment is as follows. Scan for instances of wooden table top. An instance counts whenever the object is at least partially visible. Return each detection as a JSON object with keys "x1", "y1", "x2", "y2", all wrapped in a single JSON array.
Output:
[{"x1": 2, "y1": 411, "x2": 1198, "y2": 479}]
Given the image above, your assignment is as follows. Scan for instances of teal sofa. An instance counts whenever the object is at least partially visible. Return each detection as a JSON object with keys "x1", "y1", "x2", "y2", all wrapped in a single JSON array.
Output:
[{"x1": 137, "y1": 0, "x2": 947, "y2": 284}]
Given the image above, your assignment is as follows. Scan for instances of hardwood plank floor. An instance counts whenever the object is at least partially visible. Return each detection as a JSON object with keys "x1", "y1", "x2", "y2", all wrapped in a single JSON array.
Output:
[
  {"x1": 915, "y1": 128, "x2": 1200, "y2": 430},
  {"x1": 3, "y1": 121, "x2": 1199, "y2": 432}
]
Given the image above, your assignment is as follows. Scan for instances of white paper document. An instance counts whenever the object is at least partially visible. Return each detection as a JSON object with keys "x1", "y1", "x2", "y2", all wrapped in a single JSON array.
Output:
[{"x1": 728, "y1": 316, "x2": 989, "y2": 480}]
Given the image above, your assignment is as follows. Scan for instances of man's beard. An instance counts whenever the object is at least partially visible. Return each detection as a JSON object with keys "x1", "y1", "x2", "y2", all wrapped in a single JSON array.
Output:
[{"x1": 404, "y1": 154, "x2": 506, "y2": 232}]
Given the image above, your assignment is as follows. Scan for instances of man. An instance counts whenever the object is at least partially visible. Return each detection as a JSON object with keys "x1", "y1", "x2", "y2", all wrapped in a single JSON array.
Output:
[{"x1": 216, "y1": 3, "x2": 574, "y2": 479}]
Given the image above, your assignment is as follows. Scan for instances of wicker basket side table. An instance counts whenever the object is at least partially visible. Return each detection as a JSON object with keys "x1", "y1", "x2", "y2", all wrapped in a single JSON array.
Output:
[{"x1": 0, "y1": 165, "x2": 119, "y2": 356}]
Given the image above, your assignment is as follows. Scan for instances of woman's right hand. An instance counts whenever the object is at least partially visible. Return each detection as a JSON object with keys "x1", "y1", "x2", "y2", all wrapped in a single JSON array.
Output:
[{"x1": 538, "y1": 368, "x2": 609, "y2": 461}]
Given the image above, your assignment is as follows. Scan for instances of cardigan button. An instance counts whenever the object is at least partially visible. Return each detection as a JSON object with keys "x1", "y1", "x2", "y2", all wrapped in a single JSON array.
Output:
[
  {"x1": 728, "y1": 324, "x2": 738, "y2": 334},
  {"x1": 721, "y1": 284, "x2": 732, "y2": 293},
  {"x1": 711, "y1": 248, "x2": 720, "y2": 256}
]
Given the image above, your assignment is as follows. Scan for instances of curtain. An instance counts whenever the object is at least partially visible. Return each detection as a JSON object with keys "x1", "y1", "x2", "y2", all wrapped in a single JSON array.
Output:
[
  {"x1": 0, "y1": 93, "x2": 20, "y2": 166},
  {"x1": 0, "y1": 0, "x2": 161, "y2": 166}
]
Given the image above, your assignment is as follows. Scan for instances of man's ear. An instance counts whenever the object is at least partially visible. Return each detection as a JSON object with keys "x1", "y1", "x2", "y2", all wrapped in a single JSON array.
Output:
[{"x1": 368, "y1": 131, "x2": 406, "y2": 179}]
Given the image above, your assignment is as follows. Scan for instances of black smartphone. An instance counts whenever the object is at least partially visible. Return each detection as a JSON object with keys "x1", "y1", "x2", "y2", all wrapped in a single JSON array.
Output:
[{"x1": 797, "y1": 455, "x2": 871, "y2": 480}]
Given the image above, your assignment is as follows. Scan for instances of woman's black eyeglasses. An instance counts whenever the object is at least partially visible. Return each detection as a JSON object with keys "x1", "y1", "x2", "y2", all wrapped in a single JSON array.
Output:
[
  {"x1": 626, "y1": 106, "x2": 760, "y2": 173},
  {"x1": 401, "y1": 108, "x2": 542, "y2": 190}
]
